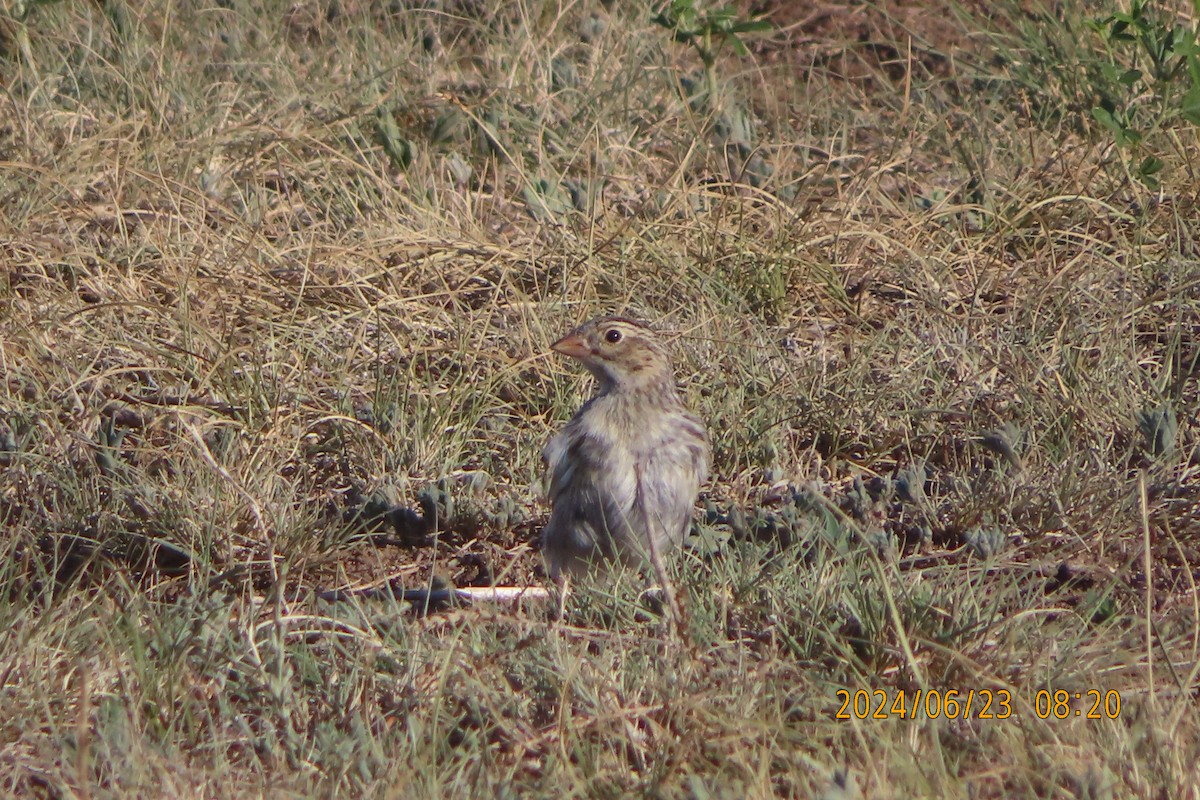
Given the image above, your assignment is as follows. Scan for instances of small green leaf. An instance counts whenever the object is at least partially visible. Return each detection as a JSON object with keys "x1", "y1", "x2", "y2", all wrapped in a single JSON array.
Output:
[
  {"x1": 964, "y1": 527, "x2": 1008, "y2": 559},
  {"x1": 729, "y1": 19, "x2": 772, "y2": 34},
  {"x1": 1109, "y1": 20, "x2": 1133, "y2": 41},
  {"x1": 1137, "y1": 404, "x2": 1177, "y2": 456},
  {"x1": 1138, "y1": 155, "x2": 1164, "y2": 176},
  {"x1": 521, "y1": 178, "x2": 574, "y2": 221},
  {"x1": 96, "y1": 416, "x2": 126, "y2": 477},
  {"x1": 1091, "y1": 107, "x2": 1140, "y2": 146},
  {"x1": 1084, "y1": 590, "x2": 1117, "y2": 624},
  {"x1": 376, "y1": 110, "x2": 413, "y2": 169},
  {"x1": 711, "y1": 6, "x2": 737, "y2": 25},
  {"x1": 1135, "y1": 173, "x2": 1160, "y2": 189},
  {"x1": 1090, "y1": 106, "x2": 1122, "y2": 135},
  {"x1": 1132, "y1": 155, "x2": 1161, "y2": 188},
  {"x1": 429, "y1": 108, "x2": 466, "y2": 144},
  {"x1": 1173, "y1": 36, "x2": 1200, "y2": 58},
  {"x1": 1181, "y1": 83, "x2": 1200, "y2": 124},
  {"x1": 445, "y1": 152, "x2": 472, "y2": 187}
]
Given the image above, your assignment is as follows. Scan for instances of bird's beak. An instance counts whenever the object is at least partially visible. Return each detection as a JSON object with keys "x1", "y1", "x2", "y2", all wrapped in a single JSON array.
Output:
[{"x1": 551, "y1": 332, "x2": 592, "y2": 360}]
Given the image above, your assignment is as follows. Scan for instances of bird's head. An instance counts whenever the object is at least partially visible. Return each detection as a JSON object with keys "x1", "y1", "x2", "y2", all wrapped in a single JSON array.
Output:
[{"x1": 551, "y1": 316, "x2": 675, "y2": 394}]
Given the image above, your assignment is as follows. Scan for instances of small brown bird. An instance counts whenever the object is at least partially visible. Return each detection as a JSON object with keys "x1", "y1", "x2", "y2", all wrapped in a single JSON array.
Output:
[{"x1": 541, "y1": 316, "x2": 710, "y2": 583}]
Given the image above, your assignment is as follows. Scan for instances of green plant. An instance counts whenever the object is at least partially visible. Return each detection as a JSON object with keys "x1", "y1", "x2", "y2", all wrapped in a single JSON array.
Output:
[
  {"x1": 651, "y1": 0, "x2": 770, "y2": 101},
  {"x1": 994, "y1": 0, "x2": 1200, "y2": 187},
  {"x1": 1086, "y1": 0, "x2": 1200, "y2": 185}
]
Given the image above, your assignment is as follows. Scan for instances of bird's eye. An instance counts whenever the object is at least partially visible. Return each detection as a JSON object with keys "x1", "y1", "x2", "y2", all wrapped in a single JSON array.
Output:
[{"x1": 604, "y1": 328, "x2": 622, "y2": 344}]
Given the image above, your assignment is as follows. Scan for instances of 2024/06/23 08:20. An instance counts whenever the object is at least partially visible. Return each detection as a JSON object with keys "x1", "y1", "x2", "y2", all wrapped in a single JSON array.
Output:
[{"x1": 834, "y1": 688, "x2": 1122, "y2": 720}]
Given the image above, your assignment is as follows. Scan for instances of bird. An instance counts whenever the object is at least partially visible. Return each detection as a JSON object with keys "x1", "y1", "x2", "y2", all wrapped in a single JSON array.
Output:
[{"x1": 540, "y1": 316, "x2": 710, "y2": 589}]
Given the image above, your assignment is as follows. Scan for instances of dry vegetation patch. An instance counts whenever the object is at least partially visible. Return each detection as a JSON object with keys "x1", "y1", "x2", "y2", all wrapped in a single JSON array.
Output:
[{"x1": 2, "y1": 0, "x2": 1199, "y2": 797}]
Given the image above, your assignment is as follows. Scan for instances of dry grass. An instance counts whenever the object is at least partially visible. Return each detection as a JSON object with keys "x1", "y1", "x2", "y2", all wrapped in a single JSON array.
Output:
[{"x1": 2, "y1": 0, "x2": 1200, "y2": 797}]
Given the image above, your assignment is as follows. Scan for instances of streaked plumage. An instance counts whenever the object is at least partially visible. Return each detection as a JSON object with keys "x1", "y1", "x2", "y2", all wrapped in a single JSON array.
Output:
[{"x1": 541, "y1": 317, "x2": 710, "y2": 579}]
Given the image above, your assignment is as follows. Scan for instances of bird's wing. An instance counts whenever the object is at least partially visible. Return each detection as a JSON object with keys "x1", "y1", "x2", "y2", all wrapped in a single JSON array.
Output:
[
  {"x1": 541, "y1": 431, "x2": 570, "y2": 501},
  {"x1": 542, "y1": 424, "x2": 639, "y2": 560},
  {"x1": 544, "y1": 426, "x2": 637, "y2": 516},
  {"x1": 634, "y1": 414, "x2": 709, "y2": 544}
]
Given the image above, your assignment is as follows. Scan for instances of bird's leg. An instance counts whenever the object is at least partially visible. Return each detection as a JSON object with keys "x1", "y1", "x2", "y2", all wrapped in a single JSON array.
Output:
[
  {"x1": 646, "y1": 536, "x2": 684, "y2": 636},
  {"x1": 553, "y1": 572, "x2": 570, "y2": 622}
]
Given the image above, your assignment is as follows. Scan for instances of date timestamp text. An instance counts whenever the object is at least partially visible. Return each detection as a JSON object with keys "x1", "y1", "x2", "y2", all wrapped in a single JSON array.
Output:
[{"x1": 834, "y1": 688, "x2": 1122, "y2": 721}]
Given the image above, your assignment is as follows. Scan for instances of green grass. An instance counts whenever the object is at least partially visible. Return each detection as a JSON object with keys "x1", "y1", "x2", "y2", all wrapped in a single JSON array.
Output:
[{"x1": 2, "y1": 0, "x2": 1200, "y2": 796}]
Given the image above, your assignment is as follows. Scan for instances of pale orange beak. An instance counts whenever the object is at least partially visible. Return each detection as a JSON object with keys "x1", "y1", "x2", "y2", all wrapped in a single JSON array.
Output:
[{"x1": 551, "y1": 332, "x2": 592, "y2": 360}]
